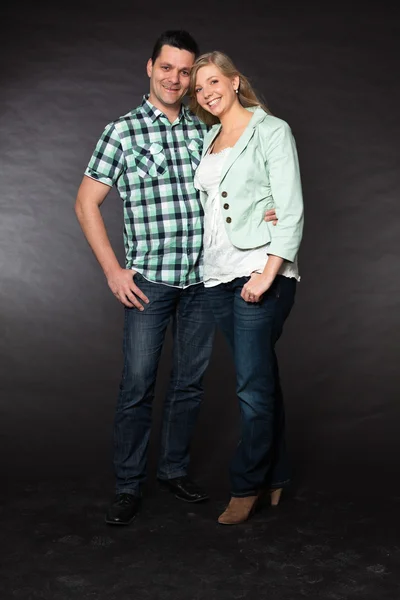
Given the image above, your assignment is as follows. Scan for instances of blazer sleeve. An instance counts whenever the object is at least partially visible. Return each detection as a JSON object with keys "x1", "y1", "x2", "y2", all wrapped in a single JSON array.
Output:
[{"x1": 263, "y1": 120, "x2": 304, "y2": 262}]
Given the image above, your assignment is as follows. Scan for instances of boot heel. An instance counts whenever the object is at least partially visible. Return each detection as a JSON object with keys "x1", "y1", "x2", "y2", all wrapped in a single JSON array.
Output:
[{"x1": 270, "y1": 488, "x2": 283, "y2": 507}]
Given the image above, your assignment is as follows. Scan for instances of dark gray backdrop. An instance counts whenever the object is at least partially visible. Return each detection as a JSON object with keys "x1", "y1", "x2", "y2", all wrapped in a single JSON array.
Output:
[{"x1": 2, "y1": 0, "x2": 399, "y2": 491}]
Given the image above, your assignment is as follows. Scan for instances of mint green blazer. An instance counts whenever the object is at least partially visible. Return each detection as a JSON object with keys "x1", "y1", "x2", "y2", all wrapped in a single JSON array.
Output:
[{"x1": 198, "y1": 107, "x2": 304, "y2": 263}]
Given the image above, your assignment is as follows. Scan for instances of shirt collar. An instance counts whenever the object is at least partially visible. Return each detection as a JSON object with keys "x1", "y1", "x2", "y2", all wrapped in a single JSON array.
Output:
[{"x1": 140, "y1": 95, "x2": 192, "y2": 123}]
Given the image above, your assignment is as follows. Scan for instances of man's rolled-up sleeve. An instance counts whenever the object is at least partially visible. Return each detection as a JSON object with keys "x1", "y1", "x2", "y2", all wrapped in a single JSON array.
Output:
[{"x1": 84, "y1": 123, "x2": 125, "y2": 187}]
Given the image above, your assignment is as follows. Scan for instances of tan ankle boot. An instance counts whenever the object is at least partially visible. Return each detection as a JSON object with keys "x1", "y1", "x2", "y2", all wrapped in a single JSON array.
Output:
[{"x1": 218, "y1": 495, "x2": 258, "y2": 525}]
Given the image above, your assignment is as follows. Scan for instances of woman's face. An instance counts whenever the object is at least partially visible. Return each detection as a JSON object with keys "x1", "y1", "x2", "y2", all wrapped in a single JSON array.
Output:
[{"x1": 194, "y1": 64, "x2": 239, "y2": 118}]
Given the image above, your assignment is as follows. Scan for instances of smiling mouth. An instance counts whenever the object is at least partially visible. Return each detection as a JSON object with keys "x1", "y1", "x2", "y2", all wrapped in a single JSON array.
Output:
[
  {"x1": 163, "y1": 86, "x2": 180, "y2": 92},
  {"x1": 208, "y1": 98, "x2": 221, "y2": 107}
]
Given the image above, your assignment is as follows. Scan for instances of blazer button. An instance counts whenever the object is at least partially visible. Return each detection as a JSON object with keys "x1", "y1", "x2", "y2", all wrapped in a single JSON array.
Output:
[
  {"x1": 226, "y1": 217, "x2": 232, "y2": 223},
  {"x1": 221, "y1": 191, "x2": 228, "y2": 198},
  {"x1": 223, "y1": 203, "x2": 229, "y2": 210}
]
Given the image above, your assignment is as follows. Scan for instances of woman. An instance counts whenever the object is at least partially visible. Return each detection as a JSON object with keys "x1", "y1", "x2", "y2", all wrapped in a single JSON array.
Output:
[{"x1": 189, "y1": 52, "x2": 304, "y2": 525}]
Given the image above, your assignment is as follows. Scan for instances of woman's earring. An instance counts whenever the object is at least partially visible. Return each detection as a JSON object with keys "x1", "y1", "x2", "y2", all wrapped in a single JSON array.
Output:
[{"x1": 235, "y1": 88, "x2": 239, "y2": 94}]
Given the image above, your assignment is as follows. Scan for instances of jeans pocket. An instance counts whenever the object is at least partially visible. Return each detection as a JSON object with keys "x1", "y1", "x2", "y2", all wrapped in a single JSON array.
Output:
[
  {"x1": 257, "y1": 277, "x2": 281, "y2": 310},
  {"x1": 271, "y1": 276, "x2": 281, "y2": 299}
]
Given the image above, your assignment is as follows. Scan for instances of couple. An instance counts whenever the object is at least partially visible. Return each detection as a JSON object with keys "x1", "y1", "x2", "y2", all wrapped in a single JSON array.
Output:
[{"x1": 75, "y1": 30, "x2": 304, "y2": 526}]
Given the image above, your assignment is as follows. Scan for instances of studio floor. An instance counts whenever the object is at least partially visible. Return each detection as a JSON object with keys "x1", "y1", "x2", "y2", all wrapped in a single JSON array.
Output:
[{"x1": 1, "y1": 475, "x2": 399, "y2": 600}]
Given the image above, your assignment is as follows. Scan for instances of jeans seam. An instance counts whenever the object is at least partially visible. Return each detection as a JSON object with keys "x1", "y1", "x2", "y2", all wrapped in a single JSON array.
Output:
[
  {"x1": 160, "y1": 301, "x2": 181, "y2": 476},
  {"x1": 116, "y1": 487, "x2": 141, "y2": 497},
  {"x1": 157, "y1": 469, "x2": 187, "y2": 481},
  {"x1": 270, "y1": 479, "x2": 290, "y2": 488},
  {"x1": 231, "y1": 490, "x2": 258, "y2": 498}
]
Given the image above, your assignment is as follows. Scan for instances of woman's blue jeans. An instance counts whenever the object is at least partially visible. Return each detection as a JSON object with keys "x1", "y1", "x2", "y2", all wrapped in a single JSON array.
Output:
[
  {"x1": 205, "y1": 275, "x2": 296, "y2": 497},
  {"x1": 114, "y1": 274, "x2": 215, "y2": 497}
]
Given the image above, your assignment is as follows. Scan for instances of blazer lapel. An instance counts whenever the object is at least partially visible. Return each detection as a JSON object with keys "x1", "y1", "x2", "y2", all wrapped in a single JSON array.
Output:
[
  {"x1": 201, "y1": 107, "x2": 265, "y2": 179},
  {"x1": 201, "y1": 125, "x2": 222, "y2": 158},
  {"x1": 220, "y1": 125, "x2": 256, "y2": 182}
]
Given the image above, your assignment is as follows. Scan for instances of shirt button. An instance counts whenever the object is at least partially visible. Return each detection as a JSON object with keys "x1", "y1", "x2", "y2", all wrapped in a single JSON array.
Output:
[
  {"x1": 221, "y1": 191, "x2": 228, "y2": 198},
  {"x1": 226, "y1": 217, "x2": 232, "y2": 223},
  {"x1": 223, "y1": 203, "x2": 229, "y2": 210}
]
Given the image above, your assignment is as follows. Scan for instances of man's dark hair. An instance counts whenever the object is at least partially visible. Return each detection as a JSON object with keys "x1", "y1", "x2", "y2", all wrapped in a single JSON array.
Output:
[{"x1": 151, "y1": 30, "x2": 199, "y2": 63}]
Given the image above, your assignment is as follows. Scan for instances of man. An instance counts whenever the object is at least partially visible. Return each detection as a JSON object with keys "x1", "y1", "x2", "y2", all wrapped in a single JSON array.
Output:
[{"x1": 75, "y1": 30, "x2": 277, "y2": 525}]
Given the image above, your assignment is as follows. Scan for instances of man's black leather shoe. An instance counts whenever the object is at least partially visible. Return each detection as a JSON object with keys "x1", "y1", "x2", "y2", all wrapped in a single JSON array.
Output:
[
  {"x1": 158, "y1": 476, "x2": 209, "y2": 503},
  {"x1": 105, "y1": 493, "x2": 141, "y2": 525}
]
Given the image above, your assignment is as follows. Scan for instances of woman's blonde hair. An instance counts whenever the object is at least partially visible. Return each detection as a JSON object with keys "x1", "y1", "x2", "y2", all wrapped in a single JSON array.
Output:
[{"x1": 189, "y1": 51, "x2": 269, "y2": 126}]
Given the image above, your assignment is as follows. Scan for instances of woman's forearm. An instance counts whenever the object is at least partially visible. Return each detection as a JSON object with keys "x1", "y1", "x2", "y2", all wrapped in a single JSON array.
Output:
[{"x1": 260, "y1": 254, "x2": 284, "y2": 285}]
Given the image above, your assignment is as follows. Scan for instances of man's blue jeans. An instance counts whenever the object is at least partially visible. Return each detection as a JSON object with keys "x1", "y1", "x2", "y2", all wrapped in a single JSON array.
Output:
[
  {"x1": 205, "y1": 275, "x2": 296, "y2": 497},
  {"x1": 114, "y1": 273, "x2": 215, "y2": 496}
]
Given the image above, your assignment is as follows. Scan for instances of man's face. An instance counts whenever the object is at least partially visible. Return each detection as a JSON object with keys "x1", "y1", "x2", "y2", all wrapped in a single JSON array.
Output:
[{"x1": 147, "y1": 45, "x2": 195, "y2": 111}]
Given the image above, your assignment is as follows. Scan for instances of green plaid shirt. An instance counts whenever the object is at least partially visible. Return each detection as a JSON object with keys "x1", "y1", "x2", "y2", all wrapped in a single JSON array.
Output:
[{"x1": 85, "y1": 96, "x2": 207, "y2": 287}]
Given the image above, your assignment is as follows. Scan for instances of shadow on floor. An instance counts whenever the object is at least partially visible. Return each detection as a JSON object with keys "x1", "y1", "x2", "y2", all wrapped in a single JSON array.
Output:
[{"x1": 1, "y1": 474, "x2": 399, "y2": 600}]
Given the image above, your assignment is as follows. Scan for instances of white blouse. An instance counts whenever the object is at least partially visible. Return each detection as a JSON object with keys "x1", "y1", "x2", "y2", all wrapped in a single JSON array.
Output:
[{"x1": 195, "y1": 148, "x2": 300, "y2": 288}]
